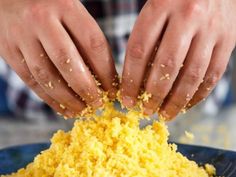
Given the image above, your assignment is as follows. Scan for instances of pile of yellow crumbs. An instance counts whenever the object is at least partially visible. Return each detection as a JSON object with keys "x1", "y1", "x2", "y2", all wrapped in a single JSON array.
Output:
[{"x1": 2, "y1": 102, "x2": 215, "y2": 177}]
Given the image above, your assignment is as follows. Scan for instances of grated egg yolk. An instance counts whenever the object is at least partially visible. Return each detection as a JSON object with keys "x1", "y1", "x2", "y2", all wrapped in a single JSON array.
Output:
[{"x1": 2, "y1": 101, "x2": 215, "y2": 177}]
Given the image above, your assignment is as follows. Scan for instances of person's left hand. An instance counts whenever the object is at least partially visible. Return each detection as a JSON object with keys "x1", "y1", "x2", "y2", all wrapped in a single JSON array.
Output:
[{"x1": 121, "y1": 0, "x2": 236, "y2": 120}]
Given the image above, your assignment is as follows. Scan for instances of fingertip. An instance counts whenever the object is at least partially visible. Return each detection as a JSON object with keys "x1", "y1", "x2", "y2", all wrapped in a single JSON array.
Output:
[
  {"x1": 122, "y1": 96, "x2": 136, "y2": 108},
  {"x1": 108, "y1": 87, "x2": 118, "y2": 100},
  {"x1": 159, "y1": 110, "x2": 174, "y2": 121},
  {"x1": 64, "y1": 109, "x2": 76, "y2": 119},
  {"x1": 143, "y1": 107, "x2": 155, "y2": 115},
  {"x1": 90, "y1": 98, "x2": 103, "y2": 109}
]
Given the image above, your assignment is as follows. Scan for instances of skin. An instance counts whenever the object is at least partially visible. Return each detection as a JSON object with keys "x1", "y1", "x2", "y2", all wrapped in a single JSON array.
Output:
[
  {"x1": 0, "y1": 0, "x2": 119, "y2": 118},
  {"x1": 121, "y1": 0, "x2": 236, "y2": 120}
]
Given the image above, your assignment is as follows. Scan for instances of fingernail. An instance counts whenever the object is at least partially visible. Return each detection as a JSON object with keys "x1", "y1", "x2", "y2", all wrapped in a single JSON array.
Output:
[
  {"x1": 108, "y1": 88, "x2": 118, "y2": 100},
  {"x1": 91, "y1": 98, "x2": 103, "y2": 108},
  {"x1": 159, "y1": 110, "x2": 171, "y2": 121},
  {"x1": 64, "y1": 110, "x2": 75, "y2": 119},
  {"x1": 143, "y1": 107, "x2": 154, "y2": 115},
  {"x1": 122, "y1": 96, "x2": 135, "y2": 108}
]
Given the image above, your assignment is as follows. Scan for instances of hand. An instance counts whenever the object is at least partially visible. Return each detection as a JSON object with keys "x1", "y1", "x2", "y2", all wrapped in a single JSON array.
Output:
[
  {"x1": 0, "y1": 0, "x2": 118, "y2": 118},
  {"x1": 121, "y1": 0, "x2": 236, "y2": 120}
]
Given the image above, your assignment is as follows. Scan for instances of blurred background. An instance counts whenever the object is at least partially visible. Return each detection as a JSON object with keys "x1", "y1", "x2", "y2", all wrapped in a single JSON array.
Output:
[{"x1": 0, "y1": 1, "x2": 236, "y2": 150}]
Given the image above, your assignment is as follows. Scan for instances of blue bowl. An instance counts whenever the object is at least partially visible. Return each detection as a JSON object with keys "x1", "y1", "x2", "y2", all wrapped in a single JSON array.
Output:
[{"x1": 0, "y1": 143, "x2": 236, "y2": 176}]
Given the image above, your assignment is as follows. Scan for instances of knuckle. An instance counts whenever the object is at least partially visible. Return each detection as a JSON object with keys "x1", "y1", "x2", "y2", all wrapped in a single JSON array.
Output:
[
  {"x1": 147, "y1": 0, "x2": 169, "y2": 10},
  {"x1": 205, "y1": 71, "x2": 221, "y2": 87},
  {"x1": 182, "y1": 1, "x2": 205, "y2": 18},
  {"x1": 58, "y1": 0, "x2": 75, "y2": 9},
  {"x1": 24, "y1": 3, "x2": 48, "y2": 21},
  {"x1": 8, "y1": 24, "x2": 22, "y2": 40},
  {"x1": 32, "y1": 65, "x2": 49, "y2": 84},
  {"x1": 89, "y1": 34, "x2": 107, "y2": 53},
  {"x1": 127, "y1": 43, "x2": 146, "y2": 60},
  {"x1": 53, "y1": 48, "x2": 71, "y2": 66},
  {"x1": 186, "y1": 66, "x2": 202, "y2": 83},
  {"x1": 159, "y1": 54, "x2": 177, "y2": 71}
]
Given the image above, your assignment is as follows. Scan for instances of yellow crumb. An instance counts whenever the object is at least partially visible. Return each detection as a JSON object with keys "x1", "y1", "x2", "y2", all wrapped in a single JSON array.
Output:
[
  {"x1": 94, "y1": 78, "x2": 102, "y2": 86},
  {"x1": 59, "y1": 104, "x2": 65, "y2": 110},
  {"x1": 160, "y1": 74, "x2": 170, "y2": 81},
  {"x1": 139, "y1": 91, "x2": 152, "y2": 103},
  {"x1": 204, "y1": 164, "x2": 216, "y2": 176},
  {"x1": 185, "y1": 131, "x2": 195, "y2": 140}
]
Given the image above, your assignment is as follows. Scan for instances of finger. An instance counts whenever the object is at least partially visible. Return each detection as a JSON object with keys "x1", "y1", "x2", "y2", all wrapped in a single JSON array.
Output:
[
  {"x1": 143, "y1": 16, "x2": 196, "y2": 115},
  {"x1": 158, "y1": 33, "x2": 215, "y2": 120},
  {"x1": 18, "y1": 37, "x2": 85, "y2": 114},
  {"x1": 187, "y1": 40, "x2": 234, "y2": 108},
  {"x1": 62, "y1": 1, "x2": 118, "y2": 98},
  {"x1": 3, "y1": 47, "x2": 75, "y2": 117},
  {"x1": 36, "y1": 18, "x2": 103, "y2": 108},
  {"x1": 121, "y1": 1, "x2": 169, "y2": 107}
]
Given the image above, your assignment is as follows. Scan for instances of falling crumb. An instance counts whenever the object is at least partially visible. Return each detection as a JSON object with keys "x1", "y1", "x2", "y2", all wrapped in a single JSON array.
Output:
[
  {"x1": 185, "y1": 131, "x2": 194, "y2": 140},
  {"x1": 160, "y1": 74, "x2": 170, "y2": 81},
  {"x1": 69, "y1": 68, "x2": 73, "y2": 72},
  {"x1": 59, "y1": 104, "x2": 66, "y2": 109},
  {"x1": 40, "y1": 54, "x2": 44, "y2": 57},
  {"x1": 206, "y1": 87, "x2": 211, "y2": 91},
  {"x1": 57, "y1": 112, "x2": 62, "y2": 116},
  {"x1": 191, "y1": 154, "x2": 195, "y2": 157},
  {"x1": 130, "y1": 79, "x2": 133, "y2": 83},
  {"x1": 66, "y1": 59, "x2": 71, "y2": 64},
  {"x1": 160, "y1": 64, "x2": 165, "y2": 68}
]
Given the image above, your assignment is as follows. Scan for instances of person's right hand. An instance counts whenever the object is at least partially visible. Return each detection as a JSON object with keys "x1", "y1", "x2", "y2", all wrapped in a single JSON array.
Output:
[{"x1": 0, "y1": 0, "x2": 118, "y2": 118}]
